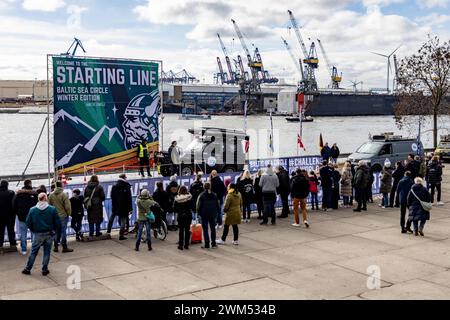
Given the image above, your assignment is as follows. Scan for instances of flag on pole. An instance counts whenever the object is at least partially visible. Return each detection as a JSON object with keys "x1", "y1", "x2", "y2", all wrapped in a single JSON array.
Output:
[
  {"x1": 319, "y1": 133, "x2": 324, "y2": 150},
  {"x1": 269, "y1": 110, "x2": 274, "y2": 153},
  {"x1": 244, "y1": 100, "x2": 249, "y2": 153}
]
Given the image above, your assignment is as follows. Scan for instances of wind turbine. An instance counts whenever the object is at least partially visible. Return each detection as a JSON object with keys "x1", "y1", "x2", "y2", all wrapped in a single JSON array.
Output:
[
  {"x1": 350, "y1": 80, "x2": 363, "y2": 92},
  {"x1": 371, "y1": 45, "x2": 401, "y2": 93}
]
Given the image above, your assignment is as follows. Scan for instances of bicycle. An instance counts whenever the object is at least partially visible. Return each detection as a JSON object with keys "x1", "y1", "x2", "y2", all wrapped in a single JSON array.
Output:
[{"x1": 137, "y1": 218, "x2": 168, "y2": 242}]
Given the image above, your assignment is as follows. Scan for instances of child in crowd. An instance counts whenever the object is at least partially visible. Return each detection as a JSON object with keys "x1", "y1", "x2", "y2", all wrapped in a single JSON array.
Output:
[{"x1": 309, "y1": 171, "x2": 320, "y2": 210}]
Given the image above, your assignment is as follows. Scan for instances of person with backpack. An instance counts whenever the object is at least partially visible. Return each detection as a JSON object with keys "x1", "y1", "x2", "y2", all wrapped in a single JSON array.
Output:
[
  {"x1": 290, "y1": 169, "x2": 310, "y2": 228},
  {"x1": 238, "y1": 170, "x2": 254, "y2": 223},
  {"x1": 84, "y1": 175, "x2": 106, "y2": 238},
  {"x1": 426, "y1": 155, "x2": 443, "y2": 205},
  {"x1": 397, "y1": 171, "x2": 414, "y2": 234},
  {"x1": 309, "y1": 171, "x2": 320, "y2": 210},
  {"x1": 353, "y1": 160, "x2": 370, "y2": 212},
  {"x1": 196, "y1": 182, "x2": 220, "y2": 249},
  {"x1": 135, "y1": 189, "x2": 156, "y2": 251},
  {"x1": 166, "y1": 175, "x2": 179, "y2": 231},
  {"x1": 189, "y1": 172, "x2": 204, "y2": 222},
  {"x1": 153, "y1": 181, "x2": 170, "y2": 222},
  {"x1": 110, "y1": 174, "x2": 132, "y2": 240},
  {"x1": 12, "y1": 179, "x2": 38, "y2": 255},
  {"x1": 48, "y1": 181, "x2": 73, "y2": 253},
  {"x1": 407, "y1": 177, "x2": 431, "y2": 236},
  {"x1": 70, "y1": 189, "x2": 84, "y2": 242},
  {"x1": 173, "y1": 186, "x2": 194, "y2": 250},
  {"x1": 216, "y1": 183, "x2": 242, "y2": 245},
  {"x1": 253, "y1": 169, "x2": 264, "y2": 219}
]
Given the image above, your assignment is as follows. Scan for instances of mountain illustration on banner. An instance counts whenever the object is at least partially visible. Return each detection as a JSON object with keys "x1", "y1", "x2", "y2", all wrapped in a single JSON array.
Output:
[
  {"x1": 55, "y1": 109, "x2": 125, "y2": 168},
  {"x1": 54, "y1": 109, "x2": 96, "y2": 132}
]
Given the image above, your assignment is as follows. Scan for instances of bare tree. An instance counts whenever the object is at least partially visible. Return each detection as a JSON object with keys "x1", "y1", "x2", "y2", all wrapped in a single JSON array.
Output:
[{"x1": 394, "y1": 36, "x2": 450, "y2": 148}]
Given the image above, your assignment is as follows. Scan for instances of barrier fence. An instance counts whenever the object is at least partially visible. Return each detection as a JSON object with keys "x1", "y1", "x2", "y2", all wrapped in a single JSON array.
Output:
[{"x1": 5, "y1": 155, "x2": 382, "y2": 242}]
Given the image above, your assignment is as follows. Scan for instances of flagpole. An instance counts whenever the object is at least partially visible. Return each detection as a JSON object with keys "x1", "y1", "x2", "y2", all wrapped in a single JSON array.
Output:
[{"x1": 244, "y1": 100, "x2": 248, "y2": 167}]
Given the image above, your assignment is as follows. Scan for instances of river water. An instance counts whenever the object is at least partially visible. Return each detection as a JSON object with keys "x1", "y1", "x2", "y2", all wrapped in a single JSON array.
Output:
[{"x1": 1, "y1": 113, "x2": 449, "y2": 176}]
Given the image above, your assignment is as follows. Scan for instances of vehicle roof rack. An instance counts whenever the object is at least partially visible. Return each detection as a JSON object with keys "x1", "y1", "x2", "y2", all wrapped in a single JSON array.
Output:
[
  {"x1": 371, "y1": 132, "x2": 415, "y2": 142},
  {"x1": 188, "y1": 127, "x2": 246, "y2": 137}
]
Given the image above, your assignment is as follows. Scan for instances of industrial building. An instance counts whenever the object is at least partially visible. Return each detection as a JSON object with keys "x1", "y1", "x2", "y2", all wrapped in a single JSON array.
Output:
[{"x1": 0, "y1": 80, "x2": 49, "y2": 102}]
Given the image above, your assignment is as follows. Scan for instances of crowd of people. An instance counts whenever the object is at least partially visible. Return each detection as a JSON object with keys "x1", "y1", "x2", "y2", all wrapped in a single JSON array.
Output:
[{"x1": 0, "y1": 152, "x2": 445, "y2": 276}]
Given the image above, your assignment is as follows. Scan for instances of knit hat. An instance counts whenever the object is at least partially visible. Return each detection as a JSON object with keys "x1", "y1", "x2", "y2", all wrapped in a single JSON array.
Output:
[
  {"x1": 140, "y1": 189, "x2": 149, "y2": 197},
  {"x1": 384, "y1": 159, "x2": 391, "y2": 168},
  {"x1": 170, "y1": 175, "x2": 177, "y2": 182}
]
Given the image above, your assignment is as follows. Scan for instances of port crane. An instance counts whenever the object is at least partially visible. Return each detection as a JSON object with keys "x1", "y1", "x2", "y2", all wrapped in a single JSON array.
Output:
[
  {"x1": 287, "y1": 10, "x2": 318, "y2": 92},
  {"x1": 217, "y1": 33, "x2": 237, "y2": 84},
  {"x1": 62, "y1": 37, "x2": 86, "y2": 56},
  {"x1": 215, "y1": 57, "x2": 228, "y2": 84},
  {"x1": 317, "y1": 39, "x2": 342, "y2": 89},
  {"x1": 231, "y1": 19, "x2": 262, "y2": 87},
  {"x1": 281, "y1": 37, "x2": 304, "y2": 82}
]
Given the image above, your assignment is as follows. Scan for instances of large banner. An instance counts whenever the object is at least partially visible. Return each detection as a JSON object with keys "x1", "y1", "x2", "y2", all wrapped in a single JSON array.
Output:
[{"x1": 52, "y1": 56, "x2": 160, "y2": 174}]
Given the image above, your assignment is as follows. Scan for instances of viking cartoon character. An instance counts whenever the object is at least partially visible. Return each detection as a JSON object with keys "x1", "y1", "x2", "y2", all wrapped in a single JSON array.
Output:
[{"x1": 122, "y1": 90, "x2": 160, "y2": 149}]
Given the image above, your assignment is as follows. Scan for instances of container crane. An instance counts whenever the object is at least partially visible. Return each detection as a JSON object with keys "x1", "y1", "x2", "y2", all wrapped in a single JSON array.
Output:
[
  {"x1": 62, "y1": 37, "x2": 86, "y2": 56},
  {"x1": 216, "y1": 57, "x2": 228, "y2": 84},
  {"x1": 231, "y1": 19, "x2": 262, "y2": 84},
  {"x1": 317, "y1": 39, "x2": 342, "y2": 89},
  {"x1": 281, "y1": 37, "x2": 304, "y2": 81},
  {"x1": 287, "y1": 10, "x2": 318, "y2": 92},
  {"x1": 217, "y1": 33, "x2": 237, "y2": 84}
]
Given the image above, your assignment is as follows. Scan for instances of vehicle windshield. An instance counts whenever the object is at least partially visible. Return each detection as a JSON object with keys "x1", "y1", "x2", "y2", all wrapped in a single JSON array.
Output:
[
  {"x1": 438, "y1": 142, "x2": 450, "y2": 148},
  {"x1": 185, "y1": 137, "x2": 204, "y2": 151},
  {"x1": 356, "y1": 142, "x2": 382, "y2": 154}
]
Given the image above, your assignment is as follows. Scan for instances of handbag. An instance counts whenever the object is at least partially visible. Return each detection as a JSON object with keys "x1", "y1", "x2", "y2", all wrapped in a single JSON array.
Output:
[
  {"x1": 146, "y1": 212, "x2": 156, "y2": 223},
  {"x1": 83, "y1": 186, "x2": 97, "y2": 209},
  {"x1": 410, "y1": 189, "x2": 433, "y2": 212}
]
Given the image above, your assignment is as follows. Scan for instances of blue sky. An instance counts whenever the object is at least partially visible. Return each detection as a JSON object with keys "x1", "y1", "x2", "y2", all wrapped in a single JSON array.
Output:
[{"x1": 0, "y1": 0, "x2": 449, "y2": 89}]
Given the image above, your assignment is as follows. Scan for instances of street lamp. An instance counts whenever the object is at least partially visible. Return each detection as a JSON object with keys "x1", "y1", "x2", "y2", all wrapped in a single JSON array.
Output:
[{"x1": 32, "y1": 77, "x2": 37, "y2": 100}]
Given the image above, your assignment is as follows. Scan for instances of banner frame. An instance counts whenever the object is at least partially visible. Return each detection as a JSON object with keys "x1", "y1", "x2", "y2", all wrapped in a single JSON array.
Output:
[{"x1": 46, "y1": 54, "x2": 164, "y2": 182}]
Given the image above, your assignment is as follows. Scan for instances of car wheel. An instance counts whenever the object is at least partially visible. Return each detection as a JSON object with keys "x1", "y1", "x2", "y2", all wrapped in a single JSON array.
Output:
[{"x1": 181, "y1": 166, "x2": 193, "y2": 176}]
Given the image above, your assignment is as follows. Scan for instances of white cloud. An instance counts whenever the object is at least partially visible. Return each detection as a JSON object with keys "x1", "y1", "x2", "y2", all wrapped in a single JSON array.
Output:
[
  {"x1": 22, "y1": 0, "x2": 65, "y2": 12},
  {"x1": 416, "y1": 13, "x2": 450, "y2": 26},
  {"x1": 362, "y1": 0, "x2": 405, "y2": 6},
  {"x1": 417, "y1": 0, "x2": 450, "y2": 8},
  {"x1": 0, "y1": 0, "x2": 17, "y2": 10}
]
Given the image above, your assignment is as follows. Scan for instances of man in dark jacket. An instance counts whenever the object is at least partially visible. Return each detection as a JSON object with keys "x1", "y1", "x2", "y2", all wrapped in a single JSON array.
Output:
[
  {"x1": 405, "y1": 154, "x2": 420, "y2": 179},
  {"x1": 12, "y1": 179, "x2": 38, "y2": 254},
  {"x1": 321, "y1": 143, "x2": 331, "y2": 162},
  {"x1": 197, "y1": 182, "x2": 220, "y2": 249},
  {"x1": 319, "y1": 161, "x2": 333, "y2": 211},
  {"x1": 0, "y1": 180, "x2": 16, "y2": 249},
  {"x1": 189, "y1": 172, "x2": 204, "y2": 220},
  {"x1": 426, "y1": 156, "x2": 443, "y2": 205},
  {"x1": 276, "y1": 166, "x2": 291, "y2": 218},
  {"x1": 390, "y1": 161, "x2": 405, "y2": 208},
  {"x1": 290, "y1": 169, "x2": 310, "y2": 228},
  {"x1": 210, "y1": 170, "x2": 226, "y2": 227},
  {"x1": 353, "y1": 161, "x2": 370, "y2": 212},
  {"x1": 110, "y1": 174, "x2": 132, "y2": 240},
  {"x1": 330, "y1": 143, "x2": 340, "y2": 163},
  {"x1": 396, "y1": 171, "x2": 414, "y2": 233}
]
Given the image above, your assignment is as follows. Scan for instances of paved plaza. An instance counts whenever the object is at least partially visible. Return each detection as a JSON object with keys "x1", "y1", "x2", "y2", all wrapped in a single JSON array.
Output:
[{"x1": 1, "y1": 169, "x2": 449, "y2": 300}]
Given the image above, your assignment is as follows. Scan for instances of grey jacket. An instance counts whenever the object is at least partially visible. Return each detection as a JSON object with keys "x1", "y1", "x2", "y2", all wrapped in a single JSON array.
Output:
[{"x1": 259, "y1": 170, "x2": 280, "y2": 193}]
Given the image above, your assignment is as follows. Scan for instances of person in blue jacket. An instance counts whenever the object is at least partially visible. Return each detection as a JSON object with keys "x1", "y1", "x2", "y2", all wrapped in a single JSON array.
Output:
[
  {"x1": 407, "y1": 177, "x2": 431, "y2": 237},
  {"x1": 396, "y1": 171, "x2": 414, "y2": 234}
]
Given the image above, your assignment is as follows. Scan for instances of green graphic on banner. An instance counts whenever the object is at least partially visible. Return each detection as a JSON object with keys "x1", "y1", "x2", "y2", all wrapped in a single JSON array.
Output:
[{"x1": 52, "y1": 56, "x2": 160, "y2": 173}]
